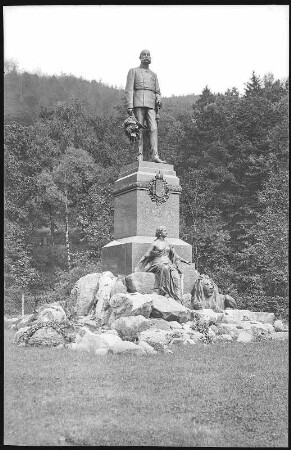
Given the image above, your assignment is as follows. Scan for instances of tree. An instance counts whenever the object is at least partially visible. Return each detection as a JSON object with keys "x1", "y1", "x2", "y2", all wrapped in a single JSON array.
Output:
[
  {"x1": 37, "y1": 147, "x2": 99, "y2": 270},
  {"x1": 244, "y1": 71, "x2": 262, "y2": 96},
  {"x1": 4, "y1": 219, "x2": 40, "y2": 313},
  {"x1": 4, "y1": 58, "x2": 19, "y2": 74},
  {"x1": 238, "y1": 167, "x2": 288, "y2": 297}
]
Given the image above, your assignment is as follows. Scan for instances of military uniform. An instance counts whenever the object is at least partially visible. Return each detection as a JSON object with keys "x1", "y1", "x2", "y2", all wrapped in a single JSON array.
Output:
[{"x1": 125, "y1": 65, "x2": 161, "y2": 160}]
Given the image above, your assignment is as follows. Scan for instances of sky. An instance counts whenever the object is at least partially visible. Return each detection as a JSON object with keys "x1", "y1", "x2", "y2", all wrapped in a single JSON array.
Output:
[{"x1": 4, "y1": 5, "x2": 289, "y2": 97}]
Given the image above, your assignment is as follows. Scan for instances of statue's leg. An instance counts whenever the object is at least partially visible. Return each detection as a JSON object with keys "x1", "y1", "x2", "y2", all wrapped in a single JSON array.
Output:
[
  {"x1": 146, "y1": 108, "x2": 158, "y2": 160},
  {"x1": 147, "y1": 109, "x2": 166, "y2": 163},
  {"x1": 134, "y1": 107, "x2": 145, "y2": 162}
]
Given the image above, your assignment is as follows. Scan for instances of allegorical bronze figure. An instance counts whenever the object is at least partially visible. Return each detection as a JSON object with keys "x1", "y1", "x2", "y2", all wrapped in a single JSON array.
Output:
[
  {"x1": 135, "y1": 226, "x2": 190, "y2": 301},
  {"x1": 125, "y1": 50, "x2": 166, "y2": 163}
]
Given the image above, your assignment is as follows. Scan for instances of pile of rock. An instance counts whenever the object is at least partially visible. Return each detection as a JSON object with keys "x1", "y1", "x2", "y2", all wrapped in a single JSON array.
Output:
[
  {"x1": 10, "y1": 271, "x2": 288, "y2": 356},
  {"x1": 196, "y1": 308, "x2": 289, "y2": 343}
]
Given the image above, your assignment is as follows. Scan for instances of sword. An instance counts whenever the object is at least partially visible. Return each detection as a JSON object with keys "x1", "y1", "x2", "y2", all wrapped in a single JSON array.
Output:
[{"x1": 155, "y1": 105, "x2": 160, "y2": 127}]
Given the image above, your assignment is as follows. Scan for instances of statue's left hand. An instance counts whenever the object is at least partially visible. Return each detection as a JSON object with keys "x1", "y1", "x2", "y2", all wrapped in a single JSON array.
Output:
[{"x1": 156, "y1": 100, "x2": 162, "y2": 108}]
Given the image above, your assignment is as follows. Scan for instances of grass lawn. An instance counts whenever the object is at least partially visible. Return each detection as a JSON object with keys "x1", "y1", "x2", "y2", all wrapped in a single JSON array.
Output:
[{"x1": 4, "y1": 329, "x2": 288, "y2": 447}]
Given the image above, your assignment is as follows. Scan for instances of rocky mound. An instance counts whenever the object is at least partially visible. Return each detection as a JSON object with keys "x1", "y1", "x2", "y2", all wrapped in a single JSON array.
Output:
[{"x1": 10, "y1": 271, "x2": 288, "y2": 356}]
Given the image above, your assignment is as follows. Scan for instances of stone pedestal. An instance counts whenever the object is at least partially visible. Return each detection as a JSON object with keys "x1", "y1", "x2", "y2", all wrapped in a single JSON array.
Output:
[{"x1": 102, "y1": 161, "x2": 192, "y2": 278}]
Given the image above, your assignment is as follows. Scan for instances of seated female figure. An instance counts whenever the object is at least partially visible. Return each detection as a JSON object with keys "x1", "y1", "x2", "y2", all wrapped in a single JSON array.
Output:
[{"x1": 135, "y1": 226, "x2": 190, "y2": 301}]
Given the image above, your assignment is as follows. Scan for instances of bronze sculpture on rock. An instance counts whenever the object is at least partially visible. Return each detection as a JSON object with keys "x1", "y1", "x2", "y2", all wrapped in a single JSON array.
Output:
[
  {"x1": 191, "y1": 274, "x2": 237, "y2": 312},
  {"x1": 135, "y1": 226, "x2": 190, "y2": 301},
  {"x1": 125, "y1": 50, "x2": 166, "y2": 163}
]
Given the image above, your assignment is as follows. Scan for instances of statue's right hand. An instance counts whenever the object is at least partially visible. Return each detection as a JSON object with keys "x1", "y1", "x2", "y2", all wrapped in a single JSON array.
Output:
[{"x1": 127, "y1": 108, "x2": 133, "y2": 116}]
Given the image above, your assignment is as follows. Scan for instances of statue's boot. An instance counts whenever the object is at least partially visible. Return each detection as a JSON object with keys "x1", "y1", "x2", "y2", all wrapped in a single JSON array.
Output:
[
  {"x1": 152, "y1": 156, "x2": 167, "y2": 163},
  {"x1": 137, "y1": 129, "x2": 144, "y2": 162}
]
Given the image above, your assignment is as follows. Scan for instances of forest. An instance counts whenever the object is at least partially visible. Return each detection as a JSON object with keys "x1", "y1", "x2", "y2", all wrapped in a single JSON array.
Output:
[{"x1": 4, "y1": 63, "x2": 289, "y2": 319}]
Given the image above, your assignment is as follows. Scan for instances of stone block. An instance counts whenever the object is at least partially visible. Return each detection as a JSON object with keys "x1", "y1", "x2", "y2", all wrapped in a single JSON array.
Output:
[
  {"x1": 223, "y1": 309, "x2": 275, "y2": 324},
  {"x1": 114, "y1": 189, "x2": 180, "y2": 239},
  {"x1": 113, "y1": 161, "x2": 180, "y2": 239},
  {"x1": 102, "y1": 236, "x2": 192, "y2": 277}
]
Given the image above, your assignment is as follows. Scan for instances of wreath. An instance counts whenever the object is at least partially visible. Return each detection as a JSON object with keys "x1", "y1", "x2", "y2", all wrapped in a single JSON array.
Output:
[{"x1": 17, "y1": 320, "x2": 73, "y2": 346}]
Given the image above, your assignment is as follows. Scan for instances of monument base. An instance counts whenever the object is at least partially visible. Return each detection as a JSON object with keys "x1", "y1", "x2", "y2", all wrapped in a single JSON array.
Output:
[{"x1": 102, "y1": 235, "x2": 192, "y2": 278}]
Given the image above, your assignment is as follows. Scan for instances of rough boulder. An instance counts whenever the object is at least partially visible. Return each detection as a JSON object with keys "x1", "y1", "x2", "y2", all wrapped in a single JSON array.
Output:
[
  {"x1": 106, "y1": 293, "x2": 153, "y2": 325},
  {"x1": 94, "y1": 271, "x2": 117, "y2": 325},
  {"x1": 125, "y1": 272, "x2": 157, "y2": 294},
  {"x1": 36, "y1": 302, "x2": 67, "y2": 324},
  {"x1": 111, "y1": 315, "x2": 151, "y2": 341},
  {"x1": 150, "y1": 294, "x2": 189, "y2": 323},
  {"x1": 68, "y1": 273, "x2": 101, "y2": 316}
]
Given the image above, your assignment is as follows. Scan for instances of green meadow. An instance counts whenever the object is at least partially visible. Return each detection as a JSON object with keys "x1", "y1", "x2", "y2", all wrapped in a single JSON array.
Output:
[{"x1": 4, "y1": 329, "x2": 288, "y2": 447}]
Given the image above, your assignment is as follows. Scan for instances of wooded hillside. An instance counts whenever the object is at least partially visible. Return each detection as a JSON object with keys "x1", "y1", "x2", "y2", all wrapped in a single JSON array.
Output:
[
  {"x1": 4, "y1": 63, "x2": 198, "y2": 126},
  {"x1": 4, "y1": 66, "x2": 289, "y2": 319}
]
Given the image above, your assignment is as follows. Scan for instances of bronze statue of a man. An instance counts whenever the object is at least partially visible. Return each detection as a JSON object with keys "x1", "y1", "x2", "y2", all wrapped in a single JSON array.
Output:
[{"x1": 125, "y1": 50, "x2": 166, "y2": 163}]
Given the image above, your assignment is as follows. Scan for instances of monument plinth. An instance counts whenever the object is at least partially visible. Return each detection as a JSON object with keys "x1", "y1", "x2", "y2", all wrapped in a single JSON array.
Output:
[{"x1": 101, "y1": 161, "x2": 192, "y2": 276}]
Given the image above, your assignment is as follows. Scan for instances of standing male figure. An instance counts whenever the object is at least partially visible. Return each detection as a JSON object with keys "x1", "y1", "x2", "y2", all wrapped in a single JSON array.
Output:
[{"x1": 125, "y1": 50, "x2": 166, "y2": 163}]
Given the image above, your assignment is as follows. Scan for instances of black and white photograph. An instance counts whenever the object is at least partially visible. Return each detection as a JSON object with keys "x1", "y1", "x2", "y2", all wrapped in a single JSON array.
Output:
[{"x1": 4, "y1": 5, "x2": 289, "y2": 447}]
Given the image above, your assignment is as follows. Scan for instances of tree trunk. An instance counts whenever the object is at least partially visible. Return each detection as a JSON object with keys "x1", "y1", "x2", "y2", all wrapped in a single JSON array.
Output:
[
  {"x1": 65, "y1": 189, "x2": 71, "y2": 271},
  {"x1": 49, "y1": 206, "x2": 55, "y2": 246},
  {"x1": 21, "y1": 292, "x2": 25, "y2": 317}
]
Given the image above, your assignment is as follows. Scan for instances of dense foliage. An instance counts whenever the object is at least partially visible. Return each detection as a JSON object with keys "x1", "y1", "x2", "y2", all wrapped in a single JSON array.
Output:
[{"x1": 4, "y1": 66, "x2": 288, "y2": 319}]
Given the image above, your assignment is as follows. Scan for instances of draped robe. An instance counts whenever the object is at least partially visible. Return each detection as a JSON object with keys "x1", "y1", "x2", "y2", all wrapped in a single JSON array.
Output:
[{"x1": 142, "y1": 244, "x2": 182, "y2": 301}]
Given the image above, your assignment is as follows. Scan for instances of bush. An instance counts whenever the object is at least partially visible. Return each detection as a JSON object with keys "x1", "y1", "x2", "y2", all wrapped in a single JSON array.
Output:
[{"x1": 190, "y1": 313, "x2": 213, "y2": 344}]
